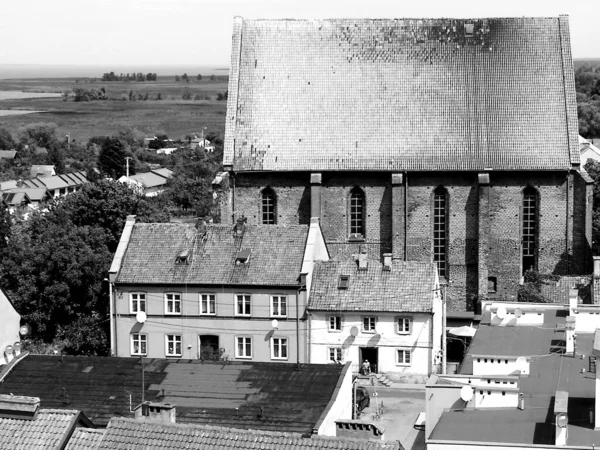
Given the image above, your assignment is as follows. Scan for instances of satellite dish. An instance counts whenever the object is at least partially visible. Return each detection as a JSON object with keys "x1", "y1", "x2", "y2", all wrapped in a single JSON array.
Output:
[
  {"x1": 350, "y1": 326, "x2": 359, "y2": 337},
  {"x1": 556, "y1": 413, "x2": 568, "y2": 428},
  {"x1": 19, "y1": 325, "x2": 30, "y2": 336},
  {"x1": 516, "y1": 356, "x2": 527, "y2": 372},
  {"x1": 13, "y1": 342, "x2": 22, "y2": 353},
  {"x1": 496, "y1": 306, "x2": 507, "y2": 319},
  {"x1": 514, "y1": 309, "x2": 523, "y2": 318},
  {"x1": 271, "y1": 319, "x2": 279, "y2": 329},
  {"x1": 135, "y1": 311, "x2": 147, "y2": 324},
  {"x1": 460, "y1": 385, "x2": 474, "y2": 402},
  {"x1": 4, "y1": 345, "x2": 13, "y2": 355}
]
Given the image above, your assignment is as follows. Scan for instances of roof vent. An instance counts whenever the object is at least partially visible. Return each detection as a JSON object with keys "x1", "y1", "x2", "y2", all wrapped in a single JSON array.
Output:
[
  {"x1": 465, "y1": 23, "x2": 474, "y2": 37},
  {"x1": 338, "y1": 275, "x2": 350, "y2": 289},
  {"x1": 236, "y1": 248, "x2": 251, "y2": 264},
  {"x1": 382, "y1": 253, "x2": 392, "y2": 271},
  {"x1": 176, "y1": 250, "x2": 191, "y2": 265},
  {"x1": 357, "y1": 244, "x2": 368, "y2": 271}
]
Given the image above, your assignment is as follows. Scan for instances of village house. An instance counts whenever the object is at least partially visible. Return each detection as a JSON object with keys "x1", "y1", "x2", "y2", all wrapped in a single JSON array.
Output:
[
  {"x1": 308, "y1": 250, "x2": 442, "y2": 381},
  {"x1": 18, "y1": 170, "x2": 88, "y2": 199},
  {"x1": 216, "y1": 16, "x2": 592, "y2": 317},
  {"x1": 118, "y1": 168, "x2": 173, "y2": 197},
  {"x1": 108, "y1": 216, "x2": 328, "y2": 362},
  {"x1": 581, "y1": 134, "x2": 600, "y2": 166},
  {"x1": 0, "y1": 288, "x2": 20, "y2": 366}
]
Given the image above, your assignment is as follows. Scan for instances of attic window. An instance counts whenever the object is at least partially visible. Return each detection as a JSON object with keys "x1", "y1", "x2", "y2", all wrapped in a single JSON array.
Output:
[
  {"x1": 236, "y1": 249, "x2": 251, "y2": 264},
  {"x1": 338, "y1": 275, "x2": 350, "y2": 289},
  {"x1": 176, "y1": 250, "x2": 191, "y2": 265},
  {"x1": 465, "y1": 23, "x2": 474, "y2": 37}
]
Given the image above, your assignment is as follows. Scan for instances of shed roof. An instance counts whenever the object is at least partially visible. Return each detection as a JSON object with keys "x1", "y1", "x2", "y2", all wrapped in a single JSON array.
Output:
[
  {"x1": 308, "y1": 260, "x2": 437, "y2": 313},
  {"x1": 224, "y1": 17, "x2": 578, "y2": 172},
  {"x1": 115, "y1": 223, "x2": 308, "y2": 286}
]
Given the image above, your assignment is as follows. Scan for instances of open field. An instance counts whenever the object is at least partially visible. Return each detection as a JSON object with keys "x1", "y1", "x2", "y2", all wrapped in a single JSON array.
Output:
[{"x1": 0, "y1": 77, "x2": 228, "y2": 142}]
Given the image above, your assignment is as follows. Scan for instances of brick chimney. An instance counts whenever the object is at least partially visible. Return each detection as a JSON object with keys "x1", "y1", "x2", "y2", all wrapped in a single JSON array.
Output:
[
  {"x1": 382, "y1": 253, "x2": 392, "y2": 271},
  {"x1": 357, "y1": 244, "x2": 368, "y2": 271},
  {"x1": 234, "y1": 216, "x2": 247, "y2": 236},
  {"x1": 134, "y1": 402, "x2": 176, "y2": 424},
  {"x1": 0, "y1": 394, "x2": 40, "y2": 420}
]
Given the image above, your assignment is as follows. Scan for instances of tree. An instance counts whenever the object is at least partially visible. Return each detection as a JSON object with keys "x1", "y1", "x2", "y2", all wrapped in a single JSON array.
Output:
[
  {"x1": 182, "y1": 88, "x2": 192, "y2": 100},
  {"x1": 197, "y1": 74, "x2": 202, "y2": 81},
  {"x1": 18, "y1": 122, "x2": 59, "y2": 149},
  {"x1": 585, "y1": 159, "x2": 600, "y2": 254},
  {"x1": 0, "y1": 127, "x2": 15, "y2": 149},
  {"x1": 97, "y1": 137, "x2": 130, "y2": 178},
  {"x1": 175, "y1": 75, "x2": 180, "y2": 82}
]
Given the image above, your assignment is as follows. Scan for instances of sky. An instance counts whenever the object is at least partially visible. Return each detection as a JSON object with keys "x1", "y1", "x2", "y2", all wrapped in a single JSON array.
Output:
[{"x1": 2, "y1": 0, "x2": 599, "y2": 67}]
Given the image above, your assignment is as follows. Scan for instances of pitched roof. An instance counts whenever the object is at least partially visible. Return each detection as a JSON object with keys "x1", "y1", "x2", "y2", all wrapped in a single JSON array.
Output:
[
  {"x1": 64, "y1": 428, "x2": 105, "y2": 450},
  {"x1": 225, "y1": 17, "x2": 578, "y2": 172},
  {"x1": 115, "y1": 223, "x2": 308, "y2": 286},
  {"x1": 128, "y1": 171, "x2": 170, "y2": 189},
  {"x1": 308, "y1": 259, "x2": 437, "y2": 313},
  {"x1": 0, "y1": 409, "x2": 83, "y2": 450},
  {"x1": 30, "y1": 165, "x2": 55, "y2": 178},
  {"x1": 0, "y1": 150, "x2": 17, "y2": 159},
  {"x1": 5, "y1": 188, "x2": 48, "y2": 202},
  {"x1": 151, "y1": 168, "x2": 174, "y2": 179},
  {"x1": 96, "y1": 418, "x2": 400, "y2": 450},
  {"x1": 0, "y1": 355, "x2": 345, "y2": 433}
]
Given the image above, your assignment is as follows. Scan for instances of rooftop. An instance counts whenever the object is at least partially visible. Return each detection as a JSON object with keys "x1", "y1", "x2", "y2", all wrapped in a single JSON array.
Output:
[
  {"x1": 115, "y1": 223, "x2": 309, "y2": 286},
  {"x1": 0, "y1": 355, "x2": 346, "y2": 433},
  {"x1": 224, "y1": 17, "x2": 578, "y2": 172},
  {"x1": 308, "y1": 259, "x2": 438, "y2": 313},
  {"x1": 64, "y1": 428, "x2": 105, "y2": 450}
]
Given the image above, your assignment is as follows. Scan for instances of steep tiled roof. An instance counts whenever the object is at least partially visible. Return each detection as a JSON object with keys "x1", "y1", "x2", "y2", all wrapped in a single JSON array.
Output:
[
  {"x1": 0, "y1": 409, "x2": 81, "y2": 450},
  {"x1": 115, "y1": 223, "x2": 308, "y2": 286},
  {"x1": 0, "y1": 355, "x2": 345, "y2": 433},
  {"x1": 308, "y1": 260, "x2": 437, "y2": 313},
  {"x1": 97, "y1": 419, "x2": 400, "y2": 450},
  {"x1": 538, "y1": 275, "x2": 591, "y2": 304},
  {"x1": 225, "y1": 17, "x2": 578, "y2": 172},
  {"x1": 65, "y1": 428, "x2": 105, "y2": 450}
]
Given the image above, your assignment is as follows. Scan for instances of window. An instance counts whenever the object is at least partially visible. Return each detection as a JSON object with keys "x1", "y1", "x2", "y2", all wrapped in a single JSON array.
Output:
[
  {"x1": 261, "y1": 187, "x2": 276, "y2": 224},
  {"x1": 522, "y1": 186, "x2": 538, "y2": 274},
  {"x1": 433, "y1": 187, "x2": 448, "y2": 279},
  {"x1": 363, "y1": 316, "x2": 376, "y2": 333},
  {"x1": 397, "y1": 349, "x2": 411, "y2": 366},
  {"x1": 397, "y1": 317, "x2": 412, "y2": 334},
  {"x1": 328, "y1": 347, "x2": 343, "y2": 363},
  {"x1": 165, "y1": 334, "x2": 182, "y2": 357},
  {"x1": 271, "y1": 296, "x2": 287, "y2": 317},
  {"x1": 130, "y1": 293, "x2": 146, "y2": 314},
  {"x1": 200, "y1": 294, "x2": 216, "y2": 315},
  {"x1": 271, "y1": 338, "x2": 288, "y2": 360},
  {"x1": 131, "y1": 334, "x2": 147, "y2": 356},
  {"x1": 328, "y1": 315, "x2": 342, "y2": 331},
  {"x1": 488, "y1": 277, "x2": 497, "y2": 294},
  {"x1": 349, "y1": 187, "x2": 365, "y2": 238},
  {"x1": 165, "y1": 293, "x2": 182, "y2": 315},
  {"x1": 236, "y1": 337, "x2": 252, "y2": 359},
  {"x1": 338, "y1": 275, "x2": 349, "y2": 289},
  {"x1": 236, "y1": 294, "x2": 251, "y2": 316}
]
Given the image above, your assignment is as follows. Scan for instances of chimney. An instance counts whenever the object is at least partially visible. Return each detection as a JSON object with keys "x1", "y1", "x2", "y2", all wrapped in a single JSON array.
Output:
[
  {"x1": 134, "y1": 402, "x2": 176, "y2": 424},
  {"x1": 16, "y1": 179, "x2": 23, "y2": 188},
  {"x1": 554, "y1": 391, "x2": 568, "y2": 446},
  {"x1": 382, "y1": 253, "x2": 392, "y2": 271},
  {"x1": 568, "y1": 289, "x2": 578, "y2": 315},
  {"x1": 565, "y1": 316, "x2": 576, "y2": 355},
  {"x1": 0, "y1": 394, "x2": 40, "y2": 420},
  {"x1": 195, "y1": 218, "x2": 207, "y2": 236},
  {"x1": 234, "y1": 216, "x2": 247, "y2": 236},
  {"x1": 594, "y1": 257, "x2": 600, "y2": 278},
  {"x1": 357, "y1": 244, "x2": 368, "y2": 271}
]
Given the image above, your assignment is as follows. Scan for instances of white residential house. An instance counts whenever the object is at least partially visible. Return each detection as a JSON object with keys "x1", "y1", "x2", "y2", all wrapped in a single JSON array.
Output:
[
  {"x1": 307, "y1": 251, "x2": 442, "y2": 382},
  {"x1": 580, "y1": 134, "x2": 600, "y2": 166},
  {"x1": 0, "y1": 288, "x2": 21, "y2": 366}
]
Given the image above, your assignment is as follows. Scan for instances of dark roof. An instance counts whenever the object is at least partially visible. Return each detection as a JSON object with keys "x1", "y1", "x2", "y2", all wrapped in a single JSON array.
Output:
[
  {"x1": 0, "y1": 355, "x2": 345, "y2": 433},
  {"x1": 96, "y1": 418, "x2": 400, "y2": 450},
  {"x1": 0, "y1": 409, "x2": 84, "y2": 450},
  {"x1": 115, "y1": 223, "x2": 308, "y2": 286},
  {"x1": 5, "y1": 188, "x2": 48, "y2": 202},
  {"x1": 308, "y1": 260, "x2": 437, "y2": 313},
  {"x1": 224, "y1": 17, "x2": 578, "y2": 172},
  {"x1": 64, "y1": 428, "x2": 105, "y2": 450}
]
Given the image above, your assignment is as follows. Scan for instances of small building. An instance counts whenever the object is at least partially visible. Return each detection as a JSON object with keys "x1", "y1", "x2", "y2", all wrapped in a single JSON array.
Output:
[
  {"x1": 191, "y1": 138, "x2": 215, "y2": 152},
  {"x1": 0, "y1": 150, "x2": 18, "y2": 160},
  {"x1": 580, "y1": 134, "x2": 600, "y2": 166},
  {"x1": 308, "y1": 251, "x2": 442, "y2": 381},
  {"x1": 0, "y1": 288, "x2": 20, "y2": 366},
  {"x1": 118, "y1": 168, "x2": 173, "y2": 197},
  {"x1": 21, "y1": 171, "x2": 88, "y2": 198},
  {"x1": 1, "y1": 191, "x2": 31, "y2": 215},
  {"x1": 30, "y1": 165, "x2": 56, "y2": 178}
]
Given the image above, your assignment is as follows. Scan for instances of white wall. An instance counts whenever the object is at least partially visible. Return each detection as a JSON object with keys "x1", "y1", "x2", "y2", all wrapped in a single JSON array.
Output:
[
  {"x1": 0, "y1": 290, "x2": 20, "y2": 365},
  {"x1": 473, "y1": 389, "x2": 518, "y2": 408},
  {"x1": 572, "y1": 308, "x2": 600, "y2": 333},
  {"x1": 316, "y1": 362, "x2": 353, "y2": 436},
  {"x1": 472, "y1": 356, "x2": 529, "y2": 376}
]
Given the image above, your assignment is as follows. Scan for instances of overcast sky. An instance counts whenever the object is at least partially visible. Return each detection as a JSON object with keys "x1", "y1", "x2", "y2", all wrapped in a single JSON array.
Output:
[{"x1": 3, "y1": 0, "x2": 599, "y2": 66}]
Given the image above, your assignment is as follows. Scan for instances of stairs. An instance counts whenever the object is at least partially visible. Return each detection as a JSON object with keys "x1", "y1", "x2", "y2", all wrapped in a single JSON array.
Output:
[{"x1": 374, "y1": 373, "x2": 393, "y2": 387}]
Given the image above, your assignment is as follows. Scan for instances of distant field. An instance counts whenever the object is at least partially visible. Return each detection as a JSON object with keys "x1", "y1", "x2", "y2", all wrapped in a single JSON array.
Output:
[
  {"x1": 0, "y1": 77, "x2": 228, "y2": 143},
  {"x1": 0, "y1": 110, "x2": 45, "y2": 116},
  {"x1": 0, "y1": 91, "x2": 62, "y2": 100}
]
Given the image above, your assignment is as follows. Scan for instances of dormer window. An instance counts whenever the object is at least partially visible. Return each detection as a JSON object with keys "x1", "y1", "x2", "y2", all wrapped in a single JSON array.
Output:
[
  {"x1": 338, "y1": 275, "x2": 349, "y2": 289},
  {"x1": 236, "y1": 249, "x2": 251, "y2": 264},
  {"x1": 176, "y1": 250, "x2": 191, "y2": 265}
]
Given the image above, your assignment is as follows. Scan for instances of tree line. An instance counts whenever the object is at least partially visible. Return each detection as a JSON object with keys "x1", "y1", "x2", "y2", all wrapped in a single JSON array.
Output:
[{"x1": 101, "y1": 72, "x2": 158, "y2": 82}]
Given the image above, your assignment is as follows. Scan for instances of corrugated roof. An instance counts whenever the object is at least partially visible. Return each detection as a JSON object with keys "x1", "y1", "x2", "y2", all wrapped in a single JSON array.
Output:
[
  {"x1": 64, "y1": 428, "x2": 105, "y2": 450},
  {"x1": 115, "y1": 223, "x2": 308, "y2": 286},
  {"x1": 97, "y1": 419, "x2": 400, "y2": 450},
  {"x1": 225, "y1": 17, "x2": 578, "y2": 172},
  {"x1": 308, "y1": 260, "x2": 437, "y2": 313},
  {"x1": 128, "y1": 172, "x2": 169, "y2": 189}
]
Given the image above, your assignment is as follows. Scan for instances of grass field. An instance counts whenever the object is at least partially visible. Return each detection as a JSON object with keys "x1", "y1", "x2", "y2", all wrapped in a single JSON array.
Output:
[{"x1": 0, "y1": 77, "x2": 228, "y2": 143}]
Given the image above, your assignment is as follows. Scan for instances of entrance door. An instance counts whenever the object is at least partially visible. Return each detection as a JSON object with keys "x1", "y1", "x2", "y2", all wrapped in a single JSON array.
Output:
[
  {"x1": 359, "y1": 347, "x2": 379, "y2": 374},
  {"x1": 198, "y1": 335, "x2": 220, "y2": 361}
]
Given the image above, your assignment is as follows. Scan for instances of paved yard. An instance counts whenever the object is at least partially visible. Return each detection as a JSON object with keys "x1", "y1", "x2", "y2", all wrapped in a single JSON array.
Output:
[{"x1": 358, "y1": 386, "x2": 426, "y2": 450}]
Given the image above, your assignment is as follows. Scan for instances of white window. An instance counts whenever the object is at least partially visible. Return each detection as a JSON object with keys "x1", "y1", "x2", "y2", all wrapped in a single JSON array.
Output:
[
  {"x1": 328, "y1": 347, "x2": 343, "y2": 363},
  {"x1": 200, "y1": 294, "x2": 216, "y2": 315},
  {"x1": 236, "y1": 294, "x2": 251, "y2": 316},
  {"x1": 131, "y1": 334, "x2": 147, "y2": 356},
  {"x1": 397, "y1": 317, "x2": 412, "y2": 334},
  {"x1": 397, "y1": 349, "x2": 411, "y2": 366},
  {"x1": 328, "y1": 316, "x2": 342, "y2": 331},
  {"x1": 130, "y1": 293, "x2": 146, "y2": 314},
  {"x1": 236, "y1": 337, "x2": 252, "y2": 359},
  {"x1": 165, "y1": 334, "x2": 182, "y2": 356},
  {"x1": 165, "y1": 293, "x2": 182, "y2": 315},
  {"x1": 271, "y1": 295, "x2": 287, "y2": 317},
  {"x1": 271, "y1": 338, "x2": 288, "y2": 360},
  {"x1": 362, "y1": 316, "x2": 376, "y2": 333}
]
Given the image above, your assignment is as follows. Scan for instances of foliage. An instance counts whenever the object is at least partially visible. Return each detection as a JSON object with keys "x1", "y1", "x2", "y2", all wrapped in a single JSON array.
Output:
[
  {"x1": 97, "y1": 137, "x2": 133, "y2": 178},
  {"x1": 575, "y1": 63, "x2": 600, "y2": 138},
  {"x1": 18, "y1": 122, "x2": 59, "y2": 149},
  {"x1": 101, "y1": 72, "x2": 156, "y2": 82},
  {"x1": 517, "y1": 269, "x2": 560, "y2": 303},
  {"x1": 585, "y1": 159, "x2": 600, "y2": 254},
  {"x1": 182, "y1": 88, "x2": 192, "y2": 100},
  {"x1": 148, "y1": 134, "x2": 170, "y2": 150},
  {"x1": 72, "y1": 87, "x2": 107, "y2": 102},
  {"x1": 217, "y1": 90, "x2": 228, "y2": 101},
  {"x1": 0, "y1": 126, "x2": 15, "y2": 149}
]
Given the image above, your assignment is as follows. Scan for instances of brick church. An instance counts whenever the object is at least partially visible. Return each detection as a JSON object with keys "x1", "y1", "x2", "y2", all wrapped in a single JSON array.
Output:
[{"x1": 217, "y1": 16, "x2": 593, "y2": 312}]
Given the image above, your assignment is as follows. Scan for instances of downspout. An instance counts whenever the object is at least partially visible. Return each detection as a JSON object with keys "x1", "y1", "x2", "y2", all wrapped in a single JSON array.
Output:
[
  {"x1": 404, "y1": 172, "x2": 408, "y2": 261},
  {"x1": 307, "y1": 311, "x2": 312, "y2": 363}
]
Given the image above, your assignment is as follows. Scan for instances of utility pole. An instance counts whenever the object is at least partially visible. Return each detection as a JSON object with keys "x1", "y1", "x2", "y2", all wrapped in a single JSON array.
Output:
[
  {"x1": 65, "y1": 133, "x2": 71, "y2": 151},
  {"x1": 125, "y1": 157, "x2": 132, "y2": 178}
]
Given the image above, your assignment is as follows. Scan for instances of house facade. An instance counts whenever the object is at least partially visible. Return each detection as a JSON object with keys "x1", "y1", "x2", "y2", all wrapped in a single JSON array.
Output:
[
  {"x1": 216, "y1": 16, "x2": 593, "y2": 314},
  {"x1": 308, "y1": 252, "x2": 442, "y2": 381},
  {"x1": 108, "y1": 216, "x2": 329, "y2": 362},
  {"x1": 0, "y1": 288, "x2": 20, "y2": 366}
]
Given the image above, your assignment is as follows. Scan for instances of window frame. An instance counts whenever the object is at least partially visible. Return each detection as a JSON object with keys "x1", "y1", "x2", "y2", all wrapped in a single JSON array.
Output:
[
  {"x1": 362, "y1": 316, "x2": 377, "y2": 333},
  {"x1": 348, "y1": 187, "x2": 366, "y2": 240},
  {"x1": 328, "y1": 315, "x2": 342, "y2": 332},
  {"x1": 328, "y1": 347, "x2": 343, "y2": 364},
  {"x1": 261, "y1": 187, "x2": 277, "y2": 225},
  {"x1": 130, "y1": 292, "x2": 147, "y2": 314},
  {"x1": 433, "y1": 187, "x2": 449, "y2": 280},
  {"x1": 396, "y1": 348, "x2": 412, "y2": 366},
  {"x1": 270, "y1": 295, "x2": 288, "y2": 318},
  {"x1": 271, "y1": 337, "x2": 288, "y2": 360},
  {"x1": 200, "y1": 293, "x2": 217, "y2": 316},
  {"x1": 521, "y1": 186, "x2": 539, "y2": 274},
  {"x1": 165, "y1": 334, "x2": 182, "y2": 357},
  {"x1": 396, "y1": 316, "x2": 413, "y2": 335},
  {"x1": 164, "y1": 292, "x2": 182, "y2": 315},
  {"x1": 131, "y1": 333, "x2": 147, "y2": 356},
  {"x1": 235, "y1": 294, "x2": 252, "y2": 317},
  {"x1": 235, "y1": 336, "x2": 252, "y2": 359}
]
